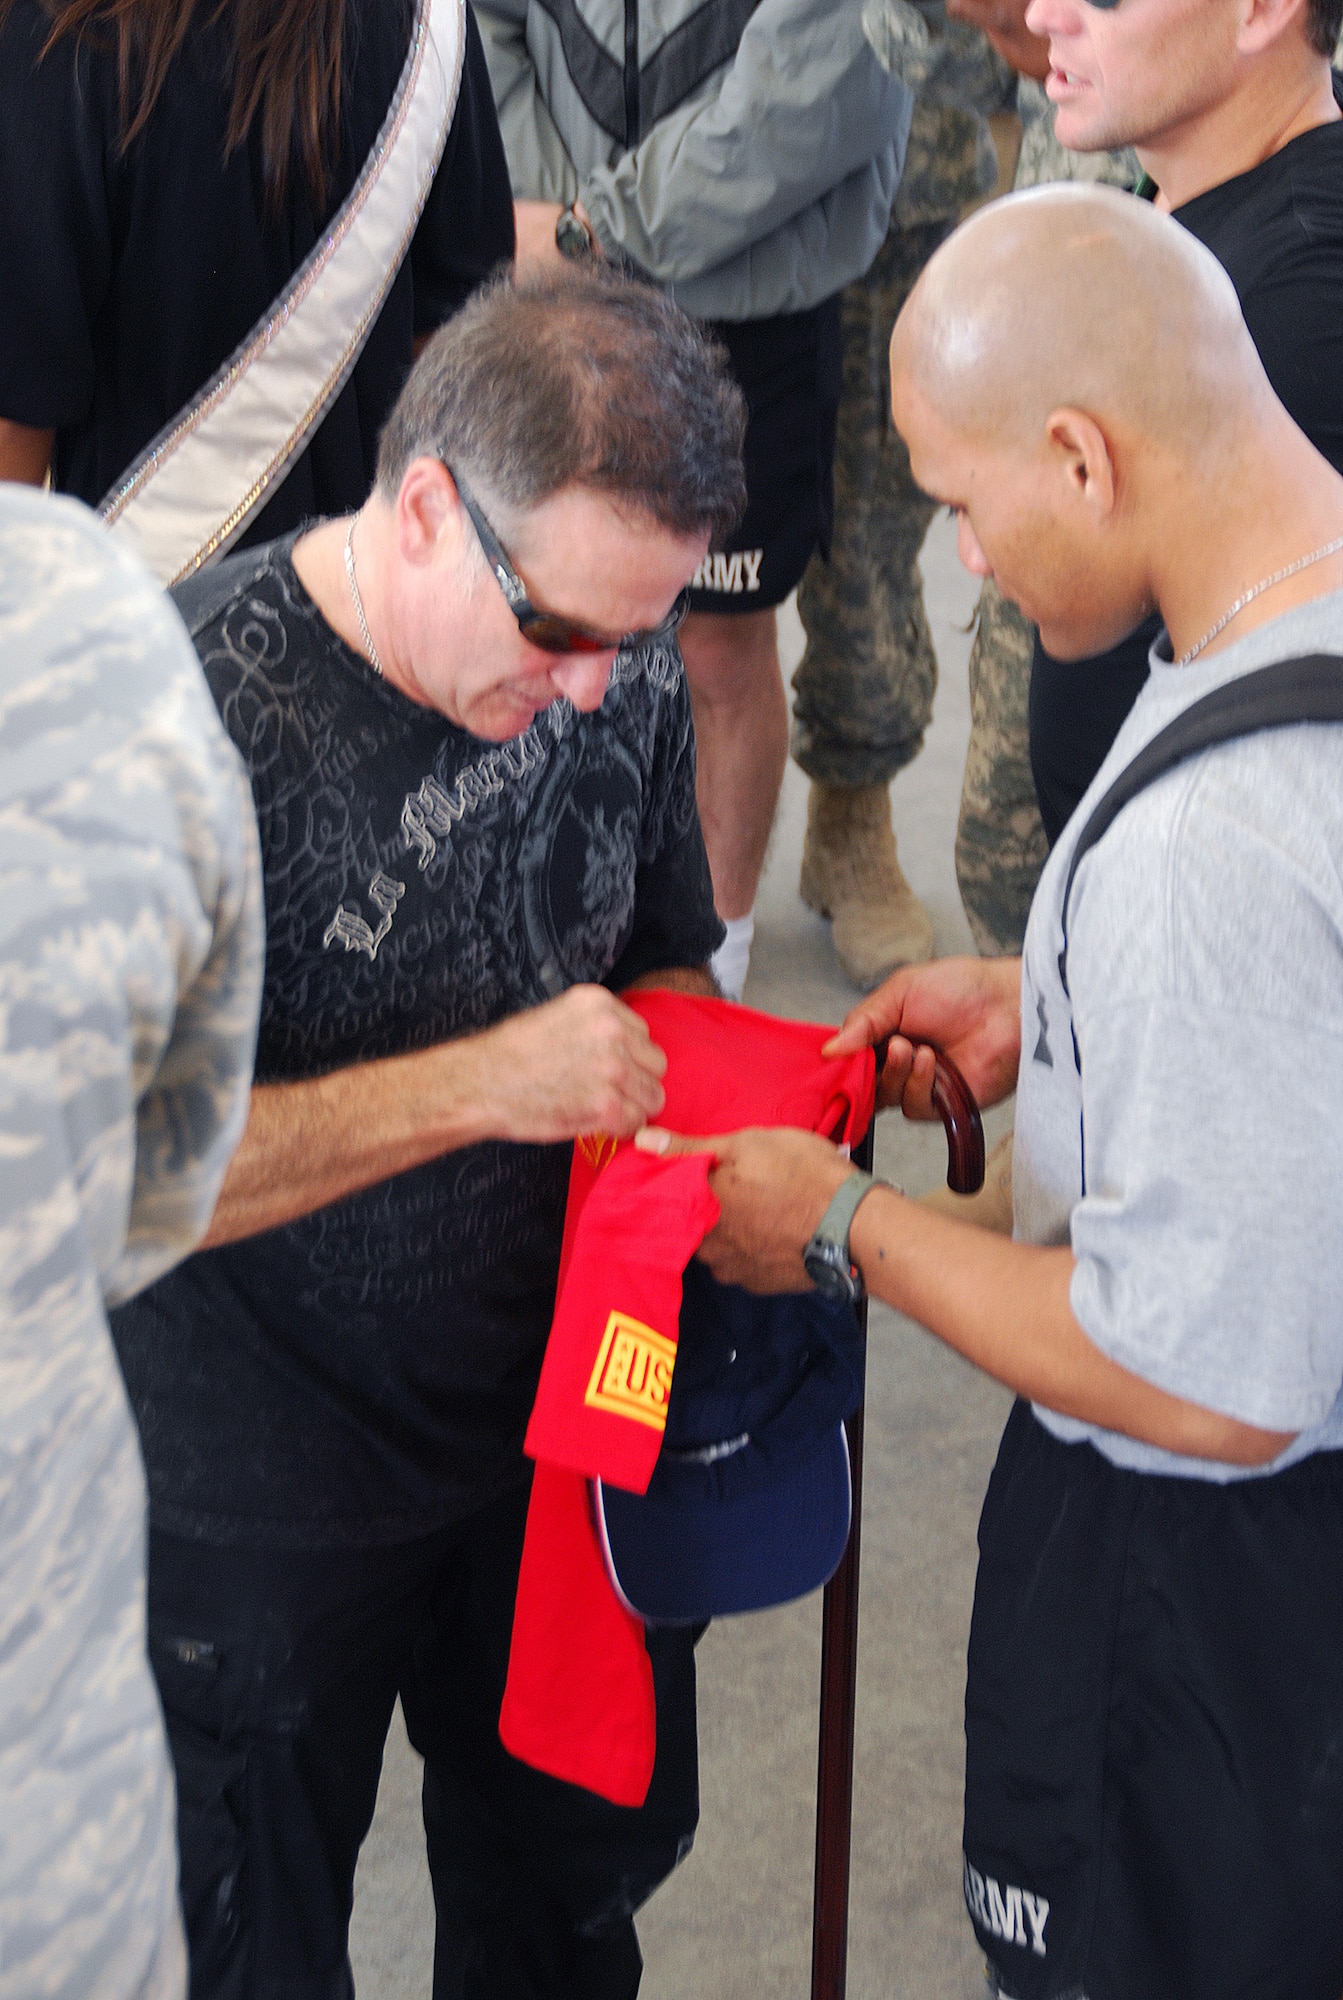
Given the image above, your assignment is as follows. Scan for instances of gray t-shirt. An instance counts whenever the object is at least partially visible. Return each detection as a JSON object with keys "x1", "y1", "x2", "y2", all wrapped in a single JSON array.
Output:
[
  {"x1": 1015, "y1": 588, "x2": 1343, "y2": 1480},
  {"x1": 0, "y1": 491, "x2": 262, "y2": 1997}
]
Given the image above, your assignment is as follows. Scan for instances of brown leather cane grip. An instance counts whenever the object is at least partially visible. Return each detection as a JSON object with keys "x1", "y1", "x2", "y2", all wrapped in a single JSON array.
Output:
[
  {"x1": 870, "y1": 1039, "x2": 986, "y2": 1195},
  {"x1": 928, "y1": 1049, "x2": 985, "y2": 1194}
]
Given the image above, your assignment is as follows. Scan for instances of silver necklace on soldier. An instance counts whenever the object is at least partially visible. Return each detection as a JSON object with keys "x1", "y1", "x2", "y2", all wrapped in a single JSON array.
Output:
[
  {"x1": 1175, "y1": 533, "x2": 1343, "y2": 667},
  {"x1": 343, "y1": 515, "x2": 385, "y2": 678}
]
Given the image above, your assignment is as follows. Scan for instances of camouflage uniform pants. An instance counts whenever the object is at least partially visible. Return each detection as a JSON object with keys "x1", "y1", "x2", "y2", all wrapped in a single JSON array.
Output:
[
  {"x1": 791, "y1": 218, "x2": 953, "y2": 789},
  {"x1": 956, "y1": 579, "x2": 1049, "y2": 955}
]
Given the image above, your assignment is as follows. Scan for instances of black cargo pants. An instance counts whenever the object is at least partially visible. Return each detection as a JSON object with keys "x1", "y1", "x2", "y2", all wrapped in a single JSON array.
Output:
[{"x1": 147, "y1": 1477, "x2": 699, "y2": 2000}]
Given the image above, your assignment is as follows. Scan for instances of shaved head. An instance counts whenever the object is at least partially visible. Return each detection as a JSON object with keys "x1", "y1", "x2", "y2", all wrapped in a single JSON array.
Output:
[
  {"x1": 889, "y1": 181, "x2": 1343, "y2": 666},
  {"x1": 893, "y1": 183, "x2": 1270, "y2": 462}
]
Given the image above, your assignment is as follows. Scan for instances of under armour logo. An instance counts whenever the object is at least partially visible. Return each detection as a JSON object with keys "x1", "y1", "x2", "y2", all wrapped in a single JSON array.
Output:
[{"x1": 1032, "y1": 992, "x2": 1053, "y2": 1069}]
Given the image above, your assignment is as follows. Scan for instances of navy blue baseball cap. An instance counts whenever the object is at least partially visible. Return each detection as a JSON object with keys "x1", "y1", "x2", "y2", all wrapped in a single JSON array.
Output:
[{"x1": 592, "y1": 1259, "x2": 863, "y2": 1625}]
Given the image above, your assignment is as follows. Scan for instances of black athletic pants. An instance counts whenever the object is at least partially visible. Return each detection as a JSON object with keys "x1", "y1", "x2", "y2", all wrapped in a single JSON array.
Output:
[
  {"x1": 146, "y1": 1479, "x2": 699, "y2": 2000},
  {"x1": 964, "y1": 1401, "x2": 1343, "y2": 2000}
]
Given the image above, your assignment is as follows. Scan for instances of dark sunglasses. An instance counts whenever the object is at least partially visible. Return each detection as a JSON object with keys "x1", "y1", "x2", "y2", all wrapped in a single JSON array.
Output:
[{"x1": 448, "y1": 465, "x2": 691, "y2": 657}]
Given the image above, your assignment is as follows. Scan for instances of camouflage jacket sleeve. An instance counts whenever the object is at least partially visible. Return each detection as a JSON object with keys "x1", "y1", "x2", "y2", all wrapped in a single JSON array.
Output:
[{"x1": 0, "y1": 491, "x2": 262, "y2": 2000}]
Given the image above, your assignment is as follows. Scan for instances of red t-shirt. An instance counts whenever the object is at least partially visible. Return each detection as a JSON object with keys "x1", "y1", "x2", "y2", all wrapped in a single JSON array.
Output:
[{"x1": 500, "y1": 993, "x2": 875, "y2": 1806}]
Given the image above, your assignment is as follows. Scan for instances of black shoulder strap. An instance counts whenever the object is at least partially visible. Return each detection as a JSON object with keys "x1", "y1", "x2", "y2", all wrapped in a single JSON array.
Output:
[{"x1": 1057, "y1": 653, "x2": 1343, "y2": 1004}]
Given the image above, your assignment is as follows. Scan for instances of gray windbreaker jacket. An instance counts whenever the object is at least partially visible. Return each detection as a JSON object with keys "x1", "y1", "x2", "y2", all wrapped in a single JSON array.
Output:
[{"x1": 476, "y1": 0, "x2": 914, "y2": 321}]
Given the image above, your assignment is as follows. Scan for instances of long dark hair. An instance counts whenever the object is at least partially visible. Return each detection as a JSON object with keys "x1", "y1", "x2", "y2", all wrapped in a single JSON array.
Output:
[{"x1": 9, "y1": 0, "x2": 348, "y2": 202}]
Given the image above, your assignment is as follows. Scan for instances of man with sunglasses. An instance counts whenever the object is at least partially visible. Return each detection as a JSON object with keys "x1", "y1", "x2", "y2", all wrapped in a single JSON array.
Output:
[
  {"x1": 1023, "y1": 0, "x2": 1343, "y2": 844},
  {"x1": 108, "y1": 268, "x2": 745, "y2": 2000},
  {"x1": 946, "y1": 0, "x2": 1343, "y2": 907}
]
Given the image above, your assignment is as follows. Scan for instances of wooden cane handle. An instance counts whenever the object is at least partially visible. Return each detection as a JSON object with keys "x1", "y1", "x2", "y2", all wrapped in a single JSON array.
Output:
[
  {"x1": 928, "y1": 1049, "x2": 985, "y2": 1195},
  {"x1": 871, "y1": 1039, "x2": 986, "y2": 1195}
]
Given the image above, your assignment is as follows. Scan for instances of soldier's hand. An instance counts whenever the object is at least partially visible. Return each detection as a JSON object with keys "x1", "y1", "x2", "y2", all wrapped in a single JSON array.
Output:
[
  {"x1": 484, "y1": 986, "x2": 668, "y2": 1142},
  {"x1": 824, "y1": 955, "x2": 1023, "y2": 1119},
  {"x1": 636, "y1": 1125, "x2": 850, "y2": 1294},
  {"x1": 513, "y1": 199, "x2": 603, "y2": 272}
]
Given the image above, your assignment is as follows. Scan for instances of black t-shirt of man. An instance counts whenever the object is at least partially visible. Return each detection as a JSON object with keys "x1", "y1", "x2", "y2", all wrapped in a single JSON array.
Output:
[
  {"x1": 1030, "y1": 97, "x2": 1343, "y2": 846},
  {"x1": 110, "y1": 538, "x2": 723, "y2": 1548},
  {"x1": 0, "y1": 0, "x2": 513, "y2": 542}
]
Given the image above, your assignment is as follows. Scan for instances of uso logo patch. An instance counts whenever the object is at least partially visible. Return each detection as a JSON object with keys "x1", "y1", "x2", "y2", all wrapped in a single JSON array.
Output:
[{"x1": 584, "y1": 1311, "x2": 677, "y2": 1431}]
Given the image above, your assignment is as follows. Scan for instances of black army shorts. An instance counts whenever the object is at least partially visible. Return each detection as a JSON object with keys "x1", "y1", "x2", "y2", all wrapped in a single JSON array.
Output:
[
  {"x1": 963, "y1": 1400, "x2": 1343, "y2": 2000},
  {"x1": 690, "y1": 298, "x2": 842, "y2": 615}
]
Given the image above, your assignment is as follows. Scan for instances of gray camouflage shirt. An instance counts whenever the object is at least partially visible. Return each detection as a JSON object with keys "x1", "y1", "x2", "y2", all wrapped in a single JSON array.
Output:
[{"x1": 0, "y1": 492, "x2": 262, "y2": 1997}]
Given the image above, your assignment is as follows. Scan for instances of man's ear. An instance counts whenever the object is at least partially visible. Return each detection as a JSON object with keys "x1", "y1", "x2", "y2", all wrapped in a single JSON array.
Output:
[
  {"x1": 1235, "y1": 0, "x2": 1312, "y2": 59},
  {"x1": 396, "y1": 456, "x2": 458, "y2": 565},
  {"x1": 1044, "y1": 406, "x2": 1117, "y2": 519}
]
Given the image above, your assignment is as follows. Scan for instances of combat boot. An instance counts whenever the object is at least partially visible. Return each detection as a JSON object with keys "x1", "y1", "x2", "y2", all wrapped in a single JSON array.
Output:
[{"x1": 799, "y1": 781, "x2": 934, "y2": 989}]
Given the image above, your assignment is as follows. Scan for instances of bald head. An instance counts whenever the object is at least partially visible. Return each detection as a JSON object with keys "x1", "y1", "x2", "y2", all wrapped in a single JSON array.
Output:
[
  {"x1": 889, "y1": 181, "x2": 1343, "y2": 666},
  {"x1": 893, "y1": 184, "x2": 1270, "y2": 462}
]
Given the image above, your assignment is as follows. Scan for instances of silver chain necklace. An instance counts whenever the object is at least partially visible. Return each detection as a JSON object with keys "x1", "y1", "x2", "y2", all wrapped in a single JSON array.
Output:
[
  {"x1": 1175, "y1": 533, "x2": 1343, "y2": 667},
  {"x1": 343, "y1": 515, "x2": 385, "y2": 678}
]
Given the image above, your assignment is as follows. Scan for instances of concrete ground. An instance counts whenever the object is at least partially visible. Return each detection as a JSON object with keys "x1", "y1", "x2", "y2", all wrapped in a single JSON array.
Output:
[{"x1": 348, "y1": 509, "x2": 1015, "y2": 1999}]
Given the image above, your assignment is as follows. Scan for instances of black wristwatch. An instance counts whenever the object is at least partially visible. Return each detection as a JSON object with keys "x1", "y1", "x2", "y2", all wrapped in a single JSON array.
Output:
[
  {"x1": 802, "y1": 1169, "x2": 888, "y2": 1305},
  {"x1": 555, "y1": 204, "x2": 593, "y2": 260}
]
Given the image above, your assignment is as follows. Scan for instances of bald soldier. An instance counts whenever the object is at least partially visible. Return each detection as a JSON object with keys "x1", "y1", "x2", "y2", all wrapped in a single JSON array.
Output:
[{"x1": 640, "y1": 186, "x2": 1343, "y2": 1999}]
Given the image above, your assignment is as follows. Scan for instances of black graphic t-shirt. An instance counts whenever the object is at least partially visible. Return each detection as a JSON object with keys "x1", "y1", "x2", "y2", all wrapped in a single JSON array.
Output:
[{"x1": 111, "y1": 537, "x2": 723, "y2": 1548}]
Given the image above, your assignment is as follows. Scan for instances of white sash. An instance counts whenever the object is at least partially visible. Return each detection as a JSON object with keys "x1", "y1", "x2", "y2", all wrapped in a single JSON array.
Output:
[{"x1": 99, "y1": 0, "x2": 464, "y2": 586}]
